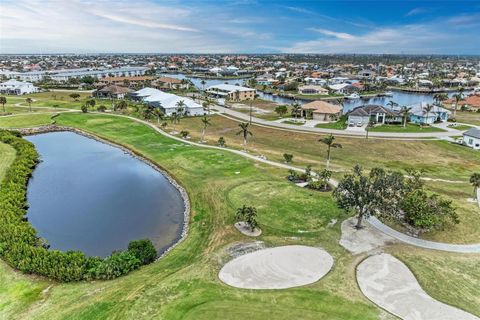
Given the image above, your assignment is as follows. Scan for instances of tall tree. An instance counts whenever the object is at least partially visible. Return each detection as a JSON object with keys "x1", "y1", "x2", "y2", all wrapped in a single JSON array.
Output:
[
  {"x1": 453, "y1": 93, "x2": 464, "y2": 118},
  {"x1": 319, "y1": 134, "x2": 342, "y2": 169},
  {"x1": 236, "y1": 122, "x2": 253, "y2": 149},
  {"x1": 200, "y1": 116, "x2": 211, "y2": 142},
  {"x1": 333, "y1": 166, "x2": 405, "y2": 228},
  {"x1": 25, "y1": 97, "x2": 33, "y2": 112},
  {"x1": 423, "y1": 104, "x2": 434, "y2": 125},
  {"x1": 0, "y1": 96, "x2": 6, "y2": 113},
  {"x1": 399, "y1": 106, "x2": 412, "y2": 128},
  {"x1": 387, "y1": 100, "x2": 398, "y2": 109},
  {"x1": 291, "y1": 102, "x2": 302, "y2": 120},
  {"x1": 470, "y1": 173, "x2": 480, "y2": 202}
]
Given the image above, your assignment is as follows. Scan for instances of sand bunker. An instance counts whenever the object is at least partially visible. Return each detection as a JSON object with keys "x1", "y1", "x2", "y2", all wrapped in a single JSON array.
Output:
[
  {"x1": 219, "y1": 245, "x2": 333, "y2": 289},
  {"x1": 357, "y1": 253, "x2": 478, "y2": 320}
]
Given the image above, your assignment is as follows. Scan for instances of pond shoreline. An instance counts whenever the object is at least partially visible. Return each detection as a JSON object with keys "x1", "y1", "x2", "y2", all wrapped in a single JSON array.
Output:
[{"x1": 17, "y1": 124, "x2": 191, "y2": 262}]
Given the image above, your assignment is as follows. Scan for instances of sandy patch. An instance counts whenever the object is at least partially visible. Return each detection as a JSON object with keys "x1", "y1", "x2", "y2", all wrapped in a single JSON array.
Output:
[
  {"x1": 357, "y1": 253, "x2": 479, "y2": 320},
  {"x1": 234, "y1": 221, "x2": 262, "y2": 237},
  {"x1": 219, "y1": 245, "x2": 333, "y2": 289},
  {"x1": 340, "y1": 217, "x2": 397, "y2": 254}
]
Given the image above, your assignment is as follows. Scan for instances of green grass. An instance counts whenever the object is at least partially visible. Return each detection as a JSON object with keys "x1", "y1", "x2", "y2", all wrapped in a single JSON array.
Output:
[
  {"x1": 315, "y1": 117, "x2": 347, "y2": 130},
  {"x1": 0, "y1": 112, "x2": 478, "y2": 319},
  {"x1": 0, "y1": 112, "x2": 388, "y2": 320},
  {"x1": 369, "y1": 123, "x2": 445, "y2": 133},
  {"x1": 281, "y1": 120, "x2": 304, "y2": 126},
  {"x1": 449, "y1": 124, "x2": 473, "y2": 131},
  {"x1": 455, "y1": 111, "x2": 480, "y2": 126},
  {"x1": 0, "y1": 113, "x2": 57, "y2": 128}
]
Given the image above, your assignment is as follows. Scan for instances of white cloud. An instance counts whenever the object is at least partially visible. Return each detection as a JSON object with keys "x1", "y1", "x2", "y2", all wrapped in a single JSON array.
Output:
[
  {"x1": 406, "y1": 8, "x2": 427, "y2": 16},
  {"x1": 308, "y1": 28, "x2": 355, "y2": 40},
  {"x1": 284, "y1": 24, "x2": 467, "y2": 54}
]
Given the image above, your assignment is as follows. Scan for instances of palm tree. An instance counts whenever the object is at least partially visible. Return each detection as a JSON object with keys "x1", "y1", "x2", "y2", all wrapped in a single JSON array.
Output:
[
  {"x1": 0, "y1": 96, "x2": 6, "y2": 113},
  {"x1": 319, "y1": 134, "x2": 342, "y2": 169},
  {"x1": 202, "y1": 99, "x2": 211, "y2": 115},
  {"x1": 470, "y1": 173, "x2": 480, "y2": 201},
  {"x1": 387, "y1": 100, "x2": 398, "y2": 110},
  {"x1": 175, "y1": 100, "x2": 186, "y2": 115},
  {"x1": 453, "y1": 93, "x2": 463, "y2": 118},
  {"x1": 422, "y1": 104, "x2": 434, "y2": 125},
  {"x1": 200, "y1": 116, "x2": 211, "y2": 142},
  {"x1": 170, "y1": 112, "x2": 181, "y2": 133},
  {"x1": 154, "y1": 107, "x2": 164, "y2": 124},
  {"x1": 115, "y1": 100, "x2": 128, "y2": 111},
  {"x1": 25, "y1": 97, "x2": 33, "y2": 112},
  {"x1": 291, "y1": 102, "x2": 302, "y2": 120},
  {"x1": 236, "y1": 122, "x2": 253, "y2": 150},
  {"x1": 200, "y1": 80, "x2": 206, "y2": 93},
  {"x1": 399, "y1": 106, "x2": 412, "y2": 128}
]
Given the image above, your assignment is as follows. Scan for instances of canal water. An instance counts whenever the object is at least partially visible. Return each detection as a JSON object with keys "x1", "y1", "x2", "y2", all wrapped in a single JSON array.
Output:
[
  {"x1": 162, "y1": 73, "x2": 465, "y2": 112},
  {"x1": 25, "y1": 131, "x2": 185, "y2": 258}
]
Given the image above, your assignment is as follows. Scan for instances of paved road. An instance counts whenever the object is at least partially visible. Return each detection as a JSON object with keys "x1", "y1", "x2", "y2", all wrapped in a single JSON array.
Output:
[
  {"x1": 367, "y1": 217, "x2": 480, "y2": 253},
  {"x1": 214, "y1": 105, "x2": 464, "y2": 139}
]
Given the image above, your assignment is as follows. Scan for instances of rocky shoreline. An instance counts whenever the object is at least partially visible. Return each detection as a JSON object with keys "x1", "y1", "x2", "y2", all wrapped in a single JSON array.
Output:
[{"x1": 15, "y1": 124, "x2": 191, "y2": 262}]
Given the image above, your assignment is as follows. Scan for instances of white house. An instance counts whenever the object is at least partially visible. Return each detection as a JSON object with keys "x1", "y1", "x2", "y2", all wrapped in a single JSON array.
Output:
[
  {"x1": 0, "y1": 79, "x2": 39, "y2": 95},
  {"x1": 298, "y1": 85, "x2": 329, "y2": 95},
  {"x1": 463, "y1": 128, "x2": 480, "y2": 150},
  {"x1": 131, "y1": 88, "x2": 204, "y2": 116},
  {"x1": 206, "y1": 84, "x2": 255, "y2": 101}
]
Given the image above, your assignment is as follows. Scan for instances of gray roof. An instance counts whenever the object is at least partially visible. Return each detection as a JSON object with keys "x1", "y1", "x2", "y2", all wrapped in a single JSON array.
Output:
[
  {"x1": 464, "y1": 128, "x2": 480, "y2": 139},
  {"x1": 348, "y1": 105, "x2": 400, "y2": 117}
]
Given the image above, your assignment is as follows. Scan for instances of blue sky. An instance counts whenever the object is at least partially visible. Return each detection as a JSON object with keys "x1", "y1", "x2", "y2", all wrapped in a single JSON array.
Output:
[{"x1": 1, "y1": 0, "x2": 479, "y2": 54}]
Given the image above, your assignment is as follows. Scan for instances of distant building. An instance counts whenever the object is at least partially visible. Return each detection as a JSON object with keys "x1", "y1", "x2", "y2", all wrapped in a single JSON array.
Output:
[
  {"x1": 297, "y1": 85, "x2": 329, "y2": 95},
  {"x1": 463, "y1": 128, "x2": 480, "y2": 150},
  {"x1": 96, "y1": 76, "x2": 154, "y2": 87},
  {"x1": 206, "y1": 84, "x2": 255, "y2": 101},
  {"x1": 301, "y1": 101, "x2": 342, "y2": 121},
  {"x1": 152, "y1": 77, "x2": 188, "y2": 90},
  {"x1": 0, "y1": 79, "x2": 39, "y2": 95},
  {"x1": 93, "y1": 85, "x2": 132, "y2": 99},
  {"x1": 130, "y1": 87, "x2": 204, "y2": 116}
]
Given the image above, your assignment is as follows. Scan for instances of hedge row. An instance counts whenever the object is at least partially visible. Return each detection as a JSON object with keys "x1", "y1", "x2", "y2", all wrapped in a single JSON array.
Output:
[{"x1": 0, "y1": 130, "x2": 157, "y2": 282}]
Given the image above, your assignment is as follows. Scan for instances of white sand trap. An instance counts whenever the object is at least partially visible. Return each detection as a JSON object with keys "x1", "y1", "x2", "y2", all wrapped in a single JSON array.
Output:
[
  {"x1": 219, "y1": 245, "x2": 333, "y2": 289},
  {"x1": 340, "y1": 217, "x2": 397, "y2": 254},
  {"x1": 357, "y1": 253, "x2": 479, "y2": 320}
]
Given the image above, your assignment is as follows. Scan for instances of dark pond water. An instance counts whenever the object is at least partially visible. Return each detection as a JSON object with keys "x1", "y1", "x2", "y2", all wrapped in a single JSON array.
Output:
[{"x1": 25, "y1": 131, "x2": 185, "y2": 258}]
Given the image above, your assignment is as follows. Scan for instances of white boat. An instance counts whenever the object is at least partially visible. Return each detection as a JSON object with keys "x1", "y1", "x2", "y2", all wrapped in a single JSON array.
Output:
[
  {"x1": 474, "y1": 87, "x2": 480, "y2": 93},
  {"x1": 345, "y1": 93, "x2": 360, "y2": 99},
  {"x1": 383, "y1": 91, "x2": 394, "y2": 97}
]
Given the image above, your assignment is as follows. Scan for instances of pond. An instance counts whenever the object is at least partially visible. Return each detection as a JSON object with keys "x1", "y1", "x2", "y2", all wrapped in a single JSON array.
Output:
[{"x1": 25, "y1": 131, "x2": 185, "y2": 258}]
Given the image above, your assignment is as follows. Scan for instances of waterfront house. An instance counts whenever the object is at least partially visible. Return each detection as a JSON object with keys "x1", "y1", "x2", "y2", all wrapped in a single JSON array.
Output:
[
  {"x1": 206, "y1": 84, "x2": 255, "y2": 101},
  {"x1": 297, "y1": 85, "x2": 329, "y2": 95},
  {"x1": 152, "y1": 77, "x2": 188, "y2": 90},
  {"x1": 0, "y1": 79, "x2": 39, "y2": 95},
  {"x1": 93, "y1": 85, "x2": 132, "y2": 99},
  {"x1": 347, "y1": 105, "x2": 401, "y2": 125},
  {"x1": 408, "y1": 102, "x2": 450, "y2": 124},
  {"x1": 131, "y1": 87, "x2": 204, "y2": 116},
  {"x1": 301, "y1": 101, "x2": 342, "y2": 121},
  {"x1": 463, "y1": 128, "x2": 480, "y2": 150}
]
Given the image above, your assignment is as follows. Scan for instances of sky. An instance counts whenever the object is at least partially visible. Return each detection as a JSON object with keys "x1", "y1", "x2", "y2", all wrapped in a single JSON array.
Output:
[{"x1": 1, "y1": 0, "x2": 479, "y2": 54}]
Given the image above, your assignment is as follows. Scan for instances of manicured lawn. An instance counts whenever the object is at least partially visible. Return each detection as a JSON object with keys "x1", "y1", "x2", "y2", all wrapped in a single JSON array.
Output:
[
  {"x1": 0, "y1": 113, "x2": 57, "y2": 128},
  {"x1": 0, "y1": 112, "x2": 478, "y2": 319},
  {"x1": 0, "y1": 112, "x2": 387, "y2": 320},
  {"x1": 281, "y1": 120, "x2": 304, "y2": 125},
  {"x1": 315, "y1": 117, "x2": 347, "y2": 130},
  {"x1": 450, "y1": 124, "x2": 473, "y2": 131},
  {"x1": 455, "y1": 111, "x2": 480, "y2": 126},
  {"x1": 369, "y1": 123, "x2": 446, "y2": 133}
]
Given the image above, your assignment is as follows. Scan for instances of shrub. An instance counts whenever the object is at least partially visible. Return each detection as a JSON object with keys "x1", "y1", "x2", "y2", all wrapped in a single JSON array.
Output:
[
  {"x1": 128, "y1": 239, "x2": 157, "y2": 265},
  {"x1": 180, "y1": 130, "x2": 189, "y2": 138},
  {"x1": 81, "y1": 105, "x2": 88, "y2": 113},
  {"x1": 218, "y1": 136, "x2": 226, "y2": 147},
  {"x1": 283, "y1": 153, "x2": 293, "y2": 163},
  {"x1": 91, "y1": 251, "x2": 141, "y2": 280},
  {"x1": 97, "y1": 105, "x2": 107, "y2": 112}
]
